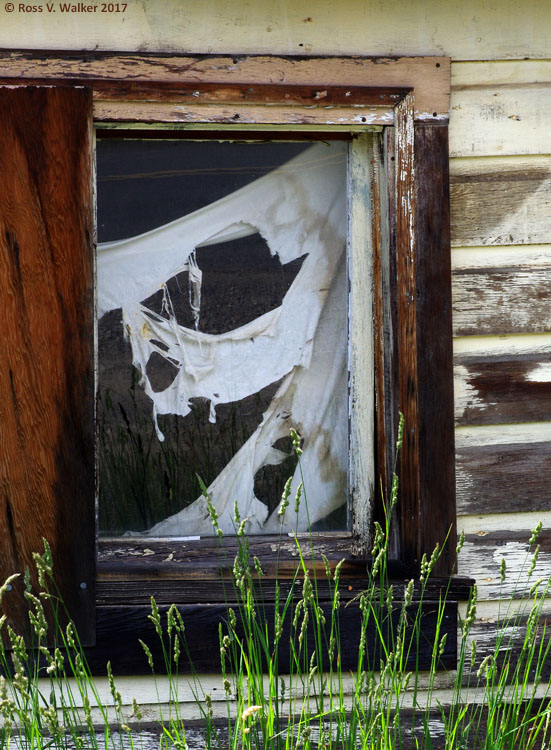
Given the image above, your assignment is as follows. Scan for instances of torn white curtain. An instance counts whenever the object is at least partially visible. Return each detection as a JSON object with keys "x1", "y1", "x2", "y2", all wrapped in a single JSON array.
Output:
[{"x1": 98, "y1": 143, "x2": 349, "y2": 535}]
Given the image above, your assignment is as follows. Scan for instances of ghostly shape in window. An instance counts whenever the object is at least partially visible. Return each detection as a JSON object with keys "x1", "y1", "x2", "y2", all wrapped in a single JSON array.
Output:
[{"x1": 97, "y1": 142, "x2": 349, "y2": 535}]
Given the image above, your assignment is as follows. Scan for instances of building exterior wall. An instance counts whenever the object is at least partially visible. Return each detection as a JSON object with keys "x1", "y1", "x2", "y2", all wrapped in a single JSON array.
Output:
[{"x1": 2, "y1": 0, "x2": 549, "y2": 714}]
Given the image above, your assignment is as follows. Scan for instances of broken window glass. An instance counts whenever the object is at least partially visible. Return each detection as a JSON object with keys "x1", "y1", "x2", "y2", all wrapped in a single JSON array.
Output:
[{"x1": 97, "y1": 139, "x2": 349, "y2": 536}]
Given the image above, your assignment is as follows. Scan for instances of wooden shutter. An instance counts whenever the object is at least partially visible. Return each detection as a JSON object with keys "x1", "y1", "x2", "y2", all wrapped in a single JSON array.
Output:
[{"x1": 0, "y1": 86, "x2": 95, "y2": 644}]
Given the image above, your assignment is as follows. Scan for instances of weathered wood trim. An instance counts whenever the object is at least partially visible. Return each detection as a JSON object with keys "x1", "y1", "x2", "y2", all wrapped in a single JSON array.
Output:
[
  {"x1": 372, "y1": 128, "x2": 397, "y2": 532},
  {"x1": 93, "y1": 101, "x2": 394, "y2": 127},
  {"x1": 348, "y1": 133, "x2": 376, "y2": 552},
  {"x1": 96, "y1": 574, "x2": 473, "y2": 606},
  {"x1": 413, "y1": 122, "x2": 456, "y2": 576},
  {"x1": 393, "y1": 99, "x2": 456, "y2": 576},
  {"x1": 394, "y1": 93, "x2": 421, "y2": 571},
  {"x1": 80, "y1": 600, "x2": 457, "y2": 675},
  {"x1": 0, "y1": 57, "x2": 456, "y2": 668},
  {"x1": 456, "y1": 441, "x2": 551, "y2": 516},
  {"x1": 0, "y1": 86, "x2": 95, "y2": 643},
  {"x1": 0, "y1": 52, "x2": 450, "y2": 122}
]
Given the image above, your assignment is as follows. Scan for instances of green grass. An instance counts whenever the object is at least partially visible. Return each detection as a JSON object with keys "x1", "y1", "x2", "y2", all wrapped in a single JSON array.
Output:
[{"x1": 2, "y1": 418, "x2": 551, "y2": 749}]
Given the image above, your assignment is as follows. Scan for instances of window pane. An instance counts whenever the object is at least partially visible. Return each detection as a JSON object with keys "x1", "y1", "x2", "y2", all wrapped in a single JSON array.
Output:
[{"x1": 97, "y1": 139, "x2": 348, "y2": 536}]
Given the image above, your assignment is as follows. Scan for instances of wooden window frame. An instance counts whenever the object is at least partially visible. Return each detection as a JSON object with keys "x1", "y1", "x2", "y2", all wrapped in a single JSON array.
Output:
[{"x1": 0, "y1": 51, "x2": 458, "y2": 674}]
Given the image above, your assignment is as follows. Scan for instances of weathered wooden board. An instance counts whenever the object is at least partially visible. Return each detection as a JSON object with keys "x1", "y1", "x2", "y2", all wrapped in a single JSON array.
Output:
[
  {"x1": 454, "y1": 354, "x2": 551, "y2": 425},
  {"x1": 450, "y1": 81, "x2": 551, "y2": 157},
  {"x1": 455, "y1": 422, "x2": 551, "y2": 447},
  {"x1": 458, "y1": 529, "x2": 551, "y2": 601},
  {"x1": 412, "y1": 122, "x2": 456, "y2": 576},
  {"x1": 452, "y1": 244, "x2": 551, "y2": 270},
  {"x1": 0, "y1": 0, "x2": 549, "y2": 61},
  {"x1": 450, "y1": 157, "x2": 551, "y2": 247},
  {"x1": 452, "y1": 266, "x2": 551, "y2": 336},
  {"x1": 348, "y1": 134, "x2": 375, "y2": 549},
  {"x1": 459, "y1": 601, "x2": 551, "y2": 685},
  {"x1": 452, "y1": 61, "x2": 551, "y2": 88},
  {"x1": 82, "y1": 600, "x2": 457, "y2": 675},
  {"x1": 0, "y1": 86, "x2": 95, "y2": 643},
  {"x1": 456, "y1": 441, "x2": 551, "y2": 517},
  {"x1": 454, "y1": 332, "x2": 551, "y2": 359},
  {"x1": 0, "y1": 52, "x2": 450, "y2": 122},
  {"x1": 93, "y1": 101, "x2": 393, "y2": 126}
]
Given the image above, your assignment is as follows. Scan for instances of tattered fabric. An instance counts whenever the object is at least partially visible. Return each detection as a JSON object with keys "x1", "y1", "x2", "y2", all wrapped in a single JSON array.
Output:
[{"x1": 97, "y1": 143, "x2": 348, "y2": 535}]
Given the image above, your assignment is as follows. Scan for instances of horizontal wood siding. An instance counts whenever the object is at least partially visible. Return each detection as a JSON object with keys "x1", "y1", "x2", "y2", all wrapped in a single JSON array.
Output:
[
  {"x1": 0, "y1": 0, "x2": 549, "y2": 60},
  {"x1": 456, "y1": 442, "x2": 551, "y2": 516},
  {"x1": 450, "y1": 61, "x2": 551, "y2": 157},
  {"x1": 447, "y1": 55, "x2": 551, "y2": 618},
  {"x1": 457, "y1": 528, "x2": 551, "y2": 600},
  {"x1": 450, "y1": 157, "x2": 551, "y2": 247}
]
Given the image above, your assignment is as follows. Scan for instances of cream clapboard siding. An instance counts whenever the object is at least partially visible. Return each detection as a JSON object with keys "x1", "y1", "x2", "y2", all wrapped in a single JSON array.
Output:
[
  {"x1": 451, "y1": 59, "x2": 551, "y2": 601},
  {"x1": 0, "y1": 0, "x2": 549, "y2": 60},
  {"x1": 2, "y1": 0, "x2": 550, "y2": 712}
]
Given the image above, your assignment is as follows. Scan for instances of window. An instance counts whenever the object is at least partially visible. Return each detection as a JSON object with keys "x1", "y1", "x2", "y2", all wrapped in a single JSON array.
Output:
[
  {"x1": 96, "y1": 138, "x2": 352, "y2": 537},
  {"x1": 0, "y1": 53, "x2": 457, "y2": 672}
]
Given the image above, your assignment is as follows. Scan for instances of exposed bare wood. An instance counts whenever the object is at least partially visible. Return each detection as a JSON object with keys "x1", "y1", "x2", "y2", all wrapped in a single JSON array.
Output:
[
  {"x1": 458, "y1": 529, "x2": 551, "y2": 600},
  {"x1": 414, "y1": 122, "x2": 455, "y2": 576},
  {"x1": 455, "y1": 422, "x2": 551, "y2": 448},
  {"x1": 456, "y1": 441, "x2": 551, "y2": 516},
  {"x1": 450, "y1": 156, "x2": 551, "y2": 247},
  {"x1": 95, "y1": 573, "x2": 472, "y2": 606},
  {"x1": 452, "y1": 266, "x2": 551, "y2": 336},
  {"x1": 94, "y1": 100, "x2": 395, "y2": 126},
  {"x1": 459, "y1": 512, "x2": 551, "y2": 535},
  {"x1": 83, "y1": 600, "x2": 458, "y2": 675},
  {"x1": 97, "y1": 534, "x2": 361, "y2": 578},
  {"x1": 394, "y1": 94, "x2": 421, "y2": 571},
  {"x1": 454, "y1": 332, "x2": 551, "y2": 359},
  {"x1": 0, "y1": 86, "x2": 95, "y2": 643},
  {"x1": 0, "y1": 52, "x2": 450, "y2": 121},
  {"x1": 372, "y1": 129, "x2": 395, "y2": 517},
  {"x1": 454, "y1": 354, "x2": 551, "y2": 426}
]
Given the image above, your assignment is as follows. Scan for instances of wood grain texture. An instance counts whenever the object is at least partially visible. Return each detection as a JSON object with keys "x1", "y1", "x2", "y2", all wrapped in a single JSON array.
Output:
[
  {"x1": 0, "y1": 86, "x2": 95, "y2": 642},
  {"x1": 450, "y1": 61, "x2": 551, "y2": 157},
  {"x1": 450, "y1": 83, "x2": 551, "y2": 157},
  {"x1": 413, "y1": 123, "x2": 456, "y2": 576},
  {"x1": 450, "y1": 157, "x2": 551, "y2": 247},
  {"x1": 394, "y1": 94, "x2": 421, "y2": 572},
  {"x1": 393, "y1": 108, "x2": 456, "y2": 576},
  {"x1": 0, "y1": 0, "x2": 548, "y2": 61},
  {"x1": 454, "y1": 354, "x2": 551, "y2": 426},
  {"x1": 348, "y1": 133, "x2": 376, "y2": 552},
  {"x1": 82, "y1": 600, "x2": 457, "y2": 675},
  {"x1": 456, "y1": 441, "x2": 551, "y2": 517},
  {"x1": 96, "y1": 574, "x2": 473, "y2": 606},
  {"x1": 0, "y1": 52, "x2": 450, "y2": 121},
  {"x1": 94, "y1": 101, "x2": 396, "y2": 127},
  {"x1": 452, "y1": 266, "x2": 551, "y2": 336},
  {"x1": 458, "y1": 529, "x2": 551, "y2": 600}
]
